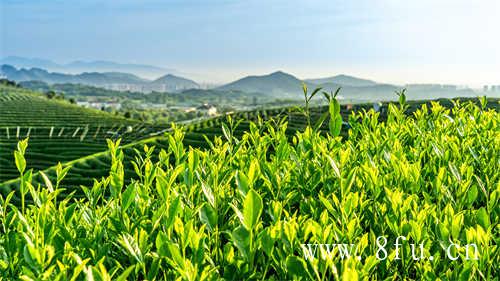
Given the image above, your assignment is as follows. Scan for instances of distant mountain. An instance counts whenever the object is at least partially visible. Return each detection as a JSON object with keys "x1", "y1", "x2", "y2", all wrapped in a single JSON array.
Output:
[
  {"x1": 151, "y1": 74, "x2": 200, "y2": 91},
  {"x1": 0, "y1": 56, "x2": 173, "y2": 78},
  {"x1": 218, "y1": 71, "x2": 309, "y2": 97},
  {"x1": 0, "y1": 56, "x2": 61, "y2": 70},
  {"x1": 0, "y1": 64, "x2": 147, "y2": 85},
  {"x1": 65, "y1": 60, "x2": 172, "y2": 78},
  {"x1": 306, "y1": 74, "x2": 378, "y2": 87},
  {"x1": 216, "y1": 71, "x2": 397, "y2": 99},
  {"x1": 1, "y1": 65, "x2": 199, "y2": 93},
  {"x1": 3, "y1": 63, "x2": 473, "y2": 101}
]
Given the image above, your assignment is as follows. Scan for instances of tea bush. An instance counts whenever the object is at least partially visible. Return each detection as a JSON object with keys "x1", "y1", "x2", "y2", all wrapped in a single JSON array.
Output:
[{"x1": 0, "y1": 99, "x2": 498, "y2": 280}]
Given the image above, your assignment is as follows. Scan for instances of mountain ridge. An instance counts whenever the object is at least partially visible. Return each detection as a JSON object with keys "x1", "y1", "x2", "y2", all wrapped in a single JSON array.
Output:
[
  {"x1": 0, "y1": 64, "x2": 199, "y2": 92},
  {"x1": 0, "y1": 56, "x2": 173, "y2": 79},
  {"x1": 217, "y1": 71, "x2": 313, "y2": 97}
]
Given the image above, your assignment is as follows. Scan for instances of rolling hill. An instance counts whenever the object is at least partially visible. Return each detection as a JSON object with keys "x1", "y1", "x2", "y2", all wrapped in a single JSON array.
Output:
[
  {"x1": 217, "y1": 71, "x2": 310, "y2": 97},
  {"x1": 215, "y1": 71, "x2": 481, "y2": 102},
  {"x1": 150, "y1": 74, "x2": 200, "y2": 91},
  {"x1": 215, "y1": 71, "x2": 399, "y2": 100}
]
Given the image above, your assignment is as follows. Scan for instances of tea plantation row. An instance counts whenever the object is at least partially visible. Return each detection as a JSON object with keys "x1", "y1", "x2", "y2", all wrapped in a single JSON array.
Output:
[
  {"x1": 0, "y1": 84, "x2": 135, "y2": 127},
  {"x1": 0, "y1": 84, "x2": 178, "y2": 182}
]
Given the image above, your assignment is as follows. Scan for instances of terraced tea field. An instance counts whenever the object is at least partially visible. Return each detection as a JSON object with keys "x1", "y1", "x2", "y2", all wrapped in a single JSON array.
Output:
[
  {"x1": 0, "y1": 109, "x2": 282, "y2": 193},
  {"x1": 0, "y1": 84, "x2": 134, "y2": 126},
  {"x1": 0, "y1": 84, "x2": 173, "y2": 182},
  {"x1": 0, "y1": 124, "x2": 173, "y2": 181}
]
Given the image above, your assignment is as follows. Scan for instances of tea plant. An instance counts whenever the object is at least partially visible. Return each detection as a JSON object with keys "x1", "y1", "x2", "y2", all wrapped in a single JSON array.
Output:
[{"x1": 0, "y1": 98, "x2": 498, "y2": 280}]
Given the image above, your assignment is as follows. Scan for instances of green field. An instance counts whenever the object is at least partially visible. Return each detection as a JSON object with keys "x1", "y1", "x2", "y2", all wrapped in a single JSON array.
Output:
[
  {"x1": 0, "y1": 84, "x2": 136, "y2": 126},
  {"x1": 0, "y1": 83, "x2": 173, "y2": 182},
  {"x1": 0, "y1": 82, "x2": 498, "y2": 280}
]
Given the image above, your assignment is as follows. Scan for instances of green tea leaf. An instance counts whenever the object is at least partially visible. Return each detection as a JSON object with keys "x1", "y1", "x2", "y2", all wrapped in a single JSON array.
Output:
[
  {"x1": 243, "y1": 189, "x2": 263, "y2": 230},
  {"x1": 199, "y1": 203, "x2": 218, "y2": 231},
  {"x1": 166, "y1": 196, "x2": 181, "y2": 229},
  {"x1": 286, "y1": 256, "x2": 309, "y2": 279},
  {"x1": 201, "y1": 181, "x2": 215, "y2": 207},
  {"x1": 458, "y1": 264, "x2": 472, "y2": 281},
  {"x1": 121, "y1": 183, "x2": 137, "y2": 213},
  {"x1": 115, "y1": 266, "x2": 135, "y2": 281},
  {"x1": 231, "y1": 226, "x2": 250, "y2": 258},
  {"x1": 451, "y1": 214, "x2": 463, "y2": 240},
  {"x1": 476, "y1": 207, "x2": 490, "y2": 229},
  {"x1": 342, "y1": 266, "x2": 358, "y2": 281},
  {"x1": 236, "y1": 171, "x2": 249, "y2": 196},
  {"x1": 39, "y1": 171, "x2": 53, "y2": 193},
  {"x1": 14, "y1": 150, "x2": 26, "y2": 174}
]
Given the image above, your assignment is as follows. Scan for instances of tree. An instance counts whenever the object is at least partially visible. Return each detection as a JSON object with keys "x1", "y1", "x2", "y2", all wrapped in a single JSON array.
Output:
[{"x1": 45, "y1": 91, "x2": 56, "y2": 99}]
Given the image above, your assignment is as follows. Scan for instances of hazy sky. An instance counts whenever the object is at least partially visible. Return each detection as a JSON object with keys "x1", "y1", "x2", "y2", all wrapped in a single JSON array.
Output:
[{"x1": 1, "y1": 0, "x2": 499, "y2": 85}]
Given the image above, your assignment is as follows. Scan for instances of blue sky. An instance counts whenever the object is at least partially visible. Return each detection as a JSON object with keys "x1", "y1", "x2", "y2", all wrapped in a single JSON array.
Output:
[{"x1": 1, "y1": 0, "x2": 499, "y2": 85}]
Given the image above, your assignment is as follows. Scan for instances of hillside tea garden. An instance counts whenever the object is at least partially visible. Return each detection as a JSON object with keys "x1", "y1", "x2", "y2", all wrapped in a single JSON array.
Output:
[{"x1": 0, "y1": 98, "x2": 498, "y2": 280}]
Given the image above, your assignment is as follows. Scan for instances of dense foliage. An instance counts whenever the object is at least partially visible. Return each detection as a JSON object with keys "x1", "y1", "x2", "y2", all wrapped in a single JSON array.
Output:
[
  {"x1": 0, "y1": 98, "x2": 498, "y2": 280},
  {"x1": 0, "y1": 95, "x2": 337, "y2": 192}
]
